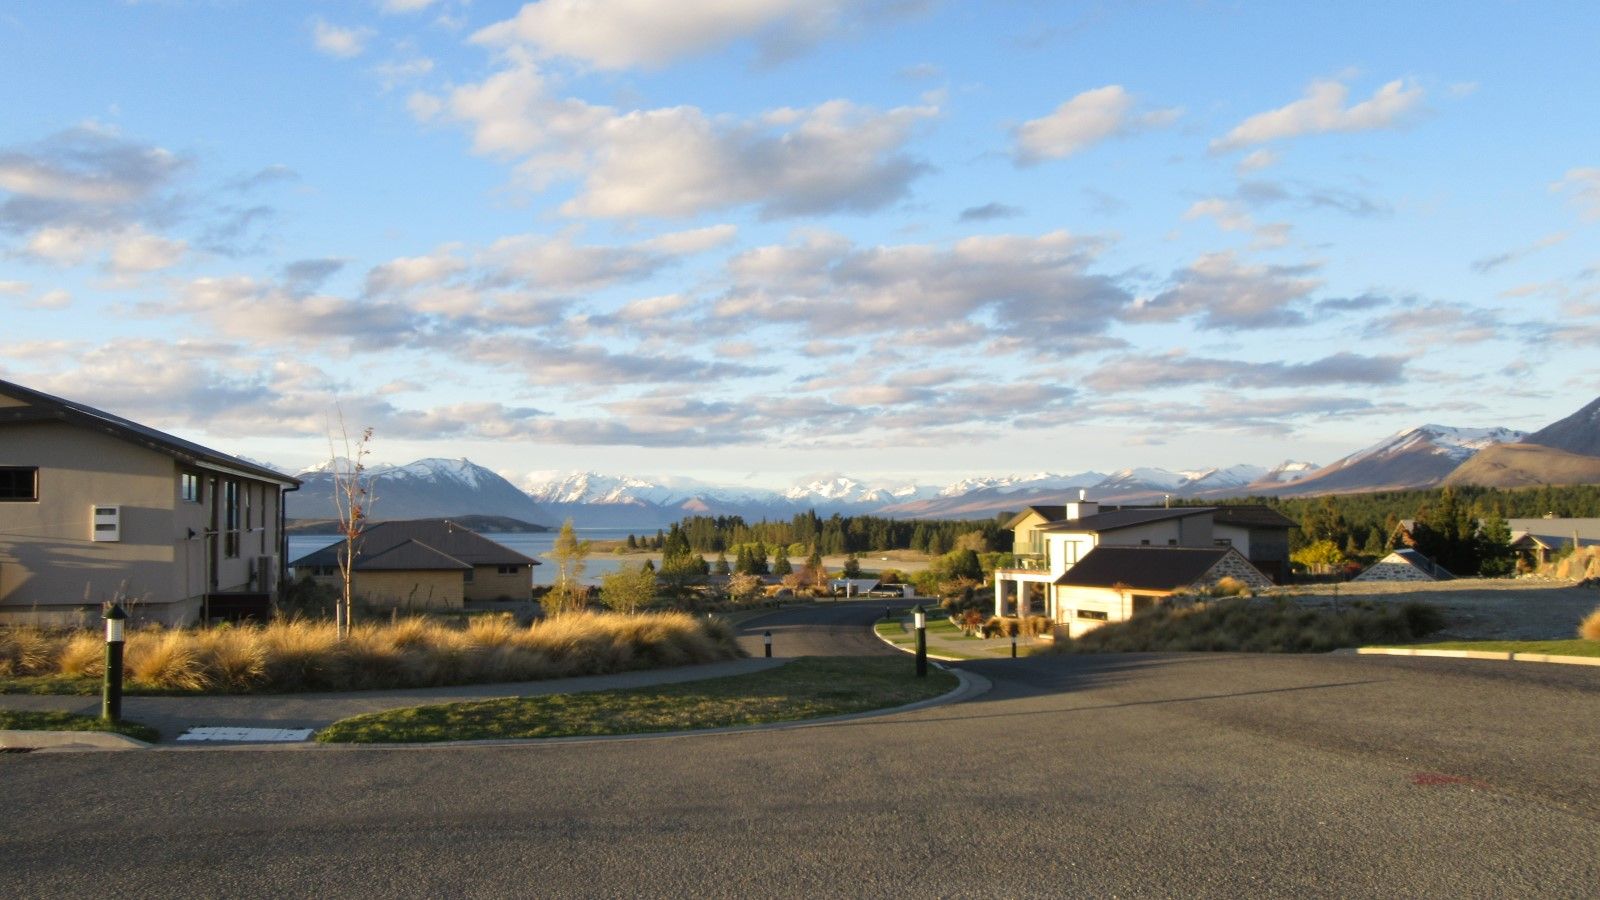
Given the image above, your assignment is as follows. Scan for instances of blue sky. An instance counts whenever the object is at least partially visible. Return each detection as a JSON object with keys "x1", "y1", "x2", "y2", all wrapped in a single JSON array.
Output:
[{"x1": 2, "y1": 1, "x2": 1597, "y2": 490}]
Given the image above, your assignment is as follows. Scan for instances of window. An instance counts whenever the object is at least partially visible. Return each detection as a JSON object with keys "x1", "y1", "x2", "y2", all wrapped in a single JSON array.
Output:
[
  {"x1": 0, "y1": 467, "x2": 38, "y2": 501},
  {"x1": 497, "y1": 565, "x2": 521, "y2": 575},
  {"x1": 223, "y1": 480, "x2": 240, "y2": 558},
  {"x1": 1076, "y1": 609, "x2": 1109, "y2": 621},
  {"x1": 1167, "y1": 539, "x2": 1177, "y2": 546},
  {"x1": 463, "y1": 569, "x2": 475, "y2": 583},
  {"x1": 1214, "y1": 537, "x2": 1232, "y2": 547},
  {"x1": 180, "y1": 472, "x2": 201, "y2": 503},
  {"x1": 1140, "y1": 539, "x2": 1151, "y2": 546}
]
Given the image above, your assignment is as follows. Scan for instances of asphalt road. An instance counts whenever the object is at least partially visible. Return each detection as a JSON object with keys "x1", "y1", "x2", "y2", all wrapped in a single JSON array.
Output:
[{"x1": 4, "y1": 602, "x2": 1598, "y2": 898}]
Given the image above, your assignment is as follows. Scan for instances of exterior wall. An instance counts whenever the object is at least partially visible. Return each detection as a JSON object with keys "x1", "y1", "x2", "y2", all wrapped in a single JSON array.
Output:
[
  {"x1": 1096, "y1": 520, "x2": 1189, "y2": 548},
  {"x1": 354, "y1": 570, "x2": 464, "y2": 608},
  {"x1": 0, "y1": 420, "x2": 290, "y2": 627},
  {"x1": 1050, "y1": 584, "x2": 1172, "y2": 638},
  {"x1": 1353, "y1": 555, "x2": 1437, "y2": 582},
  {"x1": 1212, "y1": 524, "x2": 1253, "y2": 557},
  {"x1": 0, "y1": 421, "x2": 184, "y2": 624},
  {"x1": 1202, "y1": 552, "x2": 1275, "y2": 590},
  {"x1": 1011, "y1": 511, "x2": 1054, "y2": 556},
  {"x1": 1042, "y1": 533, "x2": 1098, "y2": 577},
  {"x1": 464, "y1": 563, "x2": 532, "y2": 601}
]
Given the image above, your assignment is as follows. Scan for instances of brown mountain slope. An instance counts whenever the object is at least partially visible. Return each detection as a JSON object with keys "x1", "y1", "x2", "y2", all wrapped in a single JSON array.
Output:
[{"x1": 1441, "y1": 442, "x2": 1600, "y2": 488}]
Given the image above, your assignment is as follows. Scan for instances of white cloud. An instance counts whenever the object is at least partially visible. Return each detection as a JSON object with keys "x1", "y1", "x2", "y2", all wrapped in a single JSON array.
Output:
[
  {"x1": 472, "y1": 0, "x2": 839, "y2": 70},
  {"x1": 312, "y1": 19, "x2": 373, "y2": 58},
  {"x1": 26, "y1": 289, "x2": 71, "y2": 310},
  {"x1": 1213, "y1": 78, "x2": 1425, "y2": 151},
  {"x1": 1012, "y1": 85, "x2": 1180, "y2": 164},
  {"x1": 108, "y1": 227, "x2": 186, "y2": 273},
  {"x1": 1552, "y1": 167, "x2": 1600, "y2": 221},
  {"x1": 1236, "y1": 149, "x2": 1279, "y2": 173},
  {"x1": 421, "y1": 61, "x2": 933, "y2": 218},
  {"x1": 1183, "y1": 199, "x2": 1290, "y2": 248},
  {"x1": 1133, "y1": 252, "x2": 1319, "y2": 329},
  {"x1": 381, "y1": 0, "x2": 438, "y2": 12}
]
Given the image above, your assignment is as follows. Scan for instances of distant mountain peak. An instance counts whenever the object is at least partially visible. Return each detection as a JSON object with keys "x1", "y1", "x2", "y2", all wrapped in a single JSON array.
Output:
[{"x1": 1521, "y1": 395, "x2": 1600, "y2": 457}]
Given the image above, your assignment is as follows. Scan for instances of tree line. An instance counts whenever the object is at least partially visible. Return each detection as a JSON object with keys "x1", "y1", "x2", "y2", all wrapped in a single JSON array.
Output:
[{"x1": 626, "y1": 512, "x2": 1009, "y2": 557}]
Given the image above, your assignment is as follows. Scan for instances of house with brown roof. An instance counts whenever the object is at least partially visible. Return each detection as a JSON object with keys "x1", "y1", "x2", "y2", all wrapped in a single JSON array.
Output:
[
  {"x1": 289, "y1": 519, "x2": 539, "y2": 609},
  {"x1": 0, "y1": 378, "x2": 300, "y2": 626},
  {"x1": 993, "y1": 490, "x2": 1280, "y2": 632}
]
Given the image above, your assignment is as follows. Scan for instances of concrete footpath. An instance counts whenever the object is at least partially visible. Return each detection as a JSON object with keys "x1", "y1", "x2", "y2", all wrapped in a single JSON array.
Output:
[{"x1": 0, "y1": 657, "x2": 786, "y2": 746}]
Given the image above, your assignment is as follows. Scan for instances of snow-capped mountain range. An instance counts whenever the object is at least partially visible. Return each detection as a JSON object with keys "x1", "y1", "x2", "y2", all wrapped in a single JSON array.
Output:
[{"x1": 278, "y1": 416, "x2": 1563, "y2": 526}]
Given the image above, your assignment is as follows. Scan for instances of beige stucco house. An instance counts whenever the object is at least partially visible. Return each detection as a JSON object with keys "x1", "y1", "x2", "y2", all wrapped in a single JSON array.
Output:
[
  {"x1": 289, "y1": 519, "x2": 539, "y2": 610},
  {"x1": 994, "y1": 491, "x2": 1279, "y2": 633},
  {"x1": 0, "y1": 378, "x2": 300, "y2": 627}
]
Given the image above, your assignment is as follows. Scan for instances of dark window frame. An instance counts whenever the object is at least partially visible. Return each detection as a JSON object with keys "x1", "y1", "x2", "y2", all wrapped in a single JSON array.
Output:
[
  {"x1": 0, "y1": 467, "x2": 39, "y2": 502},
  {"x1": 180, "y1": 471, "x2": 202, "y2": 503}
]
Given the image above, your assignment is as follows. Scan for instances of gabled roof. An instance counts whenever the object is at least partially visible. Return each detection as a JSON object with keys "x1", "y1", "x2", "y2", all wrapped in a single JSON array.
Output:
[
  {"x1": 0, "y1": 378, "x2": 297, "y2": 487},
  {"x1": 1211, "y1": 505, "x2": 1297, "y2": 529},
  {"x1": 1040, "y1": 506, "x2": 1213, "y2": 534},
  {"x1": 1002, "y1": 505, "x2": 1067, "y2": 530},
  {"x1": 357, "y1": 540, "x2": 472, "y2": 571},
  {"x1": 290, "y1": 519, "x2": 540, "y2": 569},
  {"x1": 1053, "y1": 546, "x2": 1236, "y2": 592}
]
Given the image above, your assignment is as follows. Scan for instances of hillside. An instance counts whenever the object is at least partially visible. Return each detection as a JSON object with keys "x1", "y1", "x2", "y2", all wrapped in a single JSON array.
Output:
[
  {"x1": 286, "y1": 515, "x2": 550, "y2": 535},
  {"x1": 1270, "y1": 425, "x2": 1523, "y2": 496},
  {"x1": 1521, "y1": 395, "x2": 1600, "y2": 457},
  {"x1": 1441, "y1": 442, "x2": 1600, "y2": 488}
]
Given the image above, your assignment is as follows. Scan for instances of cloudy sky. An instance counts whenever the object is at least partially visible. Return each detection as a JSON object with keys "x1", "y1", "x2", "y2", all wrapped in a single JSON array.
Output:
[{"x1": 3, "y1": 1, "x2": 1597, "y2": 489}]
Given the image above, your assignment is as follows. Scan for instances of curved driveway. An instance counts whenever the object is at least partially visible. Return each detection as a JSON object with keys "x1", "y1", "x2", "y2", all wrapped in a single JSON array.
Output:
[{"x1": 4, "y1": 601, "x2": 1598, "y2": 897}]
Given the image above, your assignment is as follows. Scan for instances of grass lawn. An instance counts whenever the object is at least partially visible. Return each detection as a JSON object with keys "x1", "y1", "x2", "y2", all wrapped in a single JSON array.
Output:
[
  {"x1": 0, "y1": 675, "x2": 102, "y2": 696},
  {"x1": 1372, "y1": 639, "x2": 1600, "y2": 658},
  {"x1": 0, "y1": 709, "x2": 159, "y2": 743},
  {"x1": 317, "y1": 656, "x2": 958, "y2": 744},
  {"x1": 874, "y1": 620, "x2": 912, "y2": 643}
]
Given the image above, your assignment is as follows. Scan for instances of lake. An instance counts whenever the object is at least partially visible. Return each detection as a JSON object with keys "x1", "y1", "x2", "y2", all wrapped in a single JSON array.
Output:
[{"x1": 286, "y1": 527, "x2": 648, "y2": 587}]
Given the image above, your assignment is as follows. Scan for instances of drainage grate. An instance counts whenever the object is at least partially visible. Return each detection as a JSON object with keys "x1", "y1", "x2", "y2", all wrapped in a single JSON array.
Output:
[{"x1": 177, "y1": 726, "x2": 315, "y2": 742}]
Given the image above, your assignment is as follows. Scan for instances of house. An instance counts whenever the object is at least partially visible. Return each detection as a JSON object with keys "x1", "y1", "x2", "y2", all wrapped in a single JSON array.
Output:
[
  {"x1": 1353, "y1": 548, "x2": 1453, "y2": 582},
  {"x1": 993, "y1": 491, "x2": 1279, "y2": 632},
  {"x1": 1506, "y1": 517, "x2": 1600, "y2": 566},
  {"x1": 0, "y1": 378, "x2": 300, "y2": 627},
  {"x1": 289, "y1": 519, "x2": 539, "y2": 609},
  {"x1": 1052, "y1": 546, "x2": 1275, "y2": 638}
]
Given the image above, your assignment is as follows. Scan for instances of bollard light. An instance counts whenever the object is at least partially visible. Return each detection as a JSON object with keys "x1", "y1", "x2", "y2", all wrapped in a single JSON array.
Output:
[
  {"x1": 913, "y1": 604, "x2": 927, "y2": 678},
  {"x1": 763, "y1": 630, "x2": 773, "y2": 658},
  {"x1": 1011, "y1": 630, "x2": 1018, "y2": 659},
  {"x1": 102, "y1": 602, "x2": 127, "y2": 722}
]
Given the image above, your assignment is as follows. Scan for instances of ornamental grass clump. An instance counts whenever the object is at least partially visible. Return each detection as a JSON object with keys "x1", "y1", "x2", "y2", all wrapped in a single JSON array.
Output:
[
  {"x1": 1580, "y1": 605, "x2": 1600, "y2": 642},
  {"x1": 0, "y1": 611, "x2": 740, "y2": 693}
]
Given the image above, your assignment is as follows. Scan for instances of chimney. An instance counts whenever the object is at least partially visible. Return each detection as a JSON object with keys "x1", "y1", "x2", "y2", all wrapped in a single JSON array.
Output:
[{"x1": 1065, "y1": 488, "x2": 1099, "y2": 521}]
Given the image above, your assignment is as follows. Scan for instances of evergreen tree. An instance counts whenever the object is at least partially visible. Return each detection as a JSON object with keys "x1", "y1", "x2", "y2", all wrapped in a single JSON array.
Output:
[
  {"x1": 773, "y1": 553, "x2": 793, "y2": 576},
  {"x1": 842, "y1": 553, "x2": 862, "y2": 579},
  {"x1": 714, "y1": 551, "x2": 731, "y2": 576}
]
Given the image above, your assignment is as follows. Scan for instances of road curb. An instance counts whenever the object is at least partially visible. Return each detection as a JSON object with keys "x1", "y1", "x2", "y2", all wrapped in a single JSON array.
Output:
[
  {"x1": 1358, "y1": 647, "x2": 1600, "y2": 667},
  {"x1": 0, "y1": 729, "x2": 152, "y2": 752},
  {"x1": 871, "y1": 617, "x2": 971, "y2": 662}
]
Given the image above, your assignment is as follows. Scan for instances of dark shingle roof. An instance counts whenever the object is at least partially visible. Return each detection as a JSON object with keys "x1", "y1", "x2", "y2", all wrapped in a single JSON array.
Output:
[
  {"x1": 290, "y1": 519, "x2": 540, "y2": 569},
  {"x1": 1211, "y1": 505, "x2": 1297, "y2": 529},
  {"x1": 1054, "y1": 546, "x2": 1231, "y2": 591},
  {"x1": 355, "y1": 540, "x2": 472, "y2": 571},
  {"x1": 0, "y1": 378, "x2": 297, "y2": 487},
  {"x1": 1041, "y1": 507, "x2": 1213, "y2": 533}
]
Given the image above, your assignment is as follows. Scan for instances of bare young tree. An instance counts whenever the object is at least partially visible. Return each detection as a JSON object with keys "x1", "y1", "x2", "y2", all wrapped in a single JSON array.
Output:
[{"x1": 329, "y1": 416, "x2": 374, "y2": 640}]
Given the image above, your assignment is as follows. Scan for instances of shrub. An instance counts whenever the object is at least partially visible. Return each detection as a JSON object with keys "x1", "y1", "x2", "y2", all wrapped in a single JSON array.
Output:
[{"x1": 1580, "y1": 605, "x2": 1600, "y2": 642}]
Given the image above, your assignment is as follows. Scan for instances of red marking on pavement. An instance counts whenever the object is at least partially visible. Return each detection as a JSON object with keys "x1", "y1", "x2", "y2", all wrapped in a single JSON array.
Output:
[{"x1": 1412, "y1": 771, "x2": 1489, "y2": 789}]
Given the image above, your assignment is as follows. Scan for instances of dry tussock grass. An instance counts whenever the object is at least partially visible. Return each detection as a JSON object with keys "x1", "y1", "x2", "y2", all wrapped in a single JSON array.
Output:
[
  {"x1": 0, "y1": 611, "x2": 740, "y2": 692},
  {"x1": 1580, "y1": 606, "x2": 1600, "y2": 642}
]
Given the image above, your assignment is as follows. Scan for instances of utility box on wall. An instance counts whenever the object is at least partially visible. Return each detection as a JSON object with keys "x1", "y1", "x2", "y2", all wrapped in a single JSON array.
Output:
[{"x1": 91, "y1": 505, "x2": 121, "y2": 542}]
